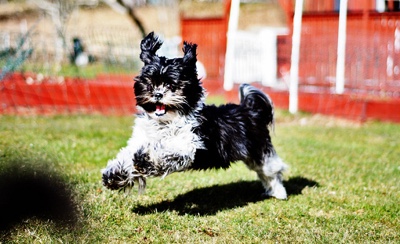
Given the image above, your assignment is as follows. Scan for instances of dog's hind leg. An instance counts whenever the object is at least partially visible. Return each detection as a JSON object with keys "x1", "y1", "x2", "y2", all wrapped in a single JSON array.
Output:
[{"x1": 248, "y1": 152, "x2": 288, "y2": 200}]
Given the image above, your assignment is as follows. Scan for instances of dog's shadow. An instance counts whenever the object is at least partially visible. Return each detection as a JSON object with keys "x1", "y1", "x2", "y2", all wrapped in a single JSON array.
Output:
[{"x1": 132, "y1": 176, "x2": 319, "y2": 216}]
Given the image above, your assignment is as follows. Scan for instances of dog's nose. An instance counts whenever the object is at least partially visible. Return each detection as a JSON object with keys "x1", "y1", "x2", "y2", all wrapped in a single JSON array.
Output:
[{"x1": 155, "y1": 93, "x2": 163, "y2": 101}]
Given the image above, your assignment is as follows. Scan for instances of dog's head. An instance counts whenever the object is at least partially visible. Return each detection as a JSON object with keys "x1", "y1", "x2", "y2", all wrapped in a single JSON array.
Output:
[{"x1": 134, "y1": 32, "x2": 204, "y2": 121}]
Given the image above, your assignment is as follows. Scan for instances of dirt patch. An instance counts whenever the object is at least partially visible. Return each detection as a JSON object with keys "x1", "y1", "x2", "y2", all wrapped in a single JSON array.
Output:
[
  {"x1": 180, "y1": 1, "x2": 287, "y2": 29},
  {"x1": 0, "y1": 2, "x2": 37, "y2": 21},
  {"x1": 238, "y1": 2, "x2": 287, "y2": 29}
]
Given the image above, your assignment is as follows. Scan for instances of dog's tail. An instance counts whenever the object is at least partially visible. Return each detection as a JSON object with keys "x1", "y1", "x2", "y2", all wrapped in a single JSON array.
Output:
[{"x1": 239, "y1": 83, "x2": 274, "y2": 127}]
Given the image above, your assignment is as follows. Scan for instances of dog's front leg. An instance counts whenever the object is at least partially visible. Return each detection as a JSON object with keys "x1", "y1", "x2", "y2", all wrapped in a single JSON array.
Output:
[
  {"x1": 101, "y1": 144, "x2": 157, "y2": 193},
  {"x1": 133, "y1": 148, "x2": 194, "y2": 178},
  {"x1": 101, "y1": 146, "x2": 145, "y2": 192},
  {"x1": 132, "y1": 147, "x2": 162, "y2": 177}
]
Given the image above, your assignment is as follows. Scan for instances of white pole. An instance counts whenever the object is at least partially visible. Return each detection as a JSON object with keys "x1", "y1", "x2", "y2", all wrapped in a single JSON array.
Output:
[
  {"x1": 376, "y1": 0, "x2": 385, "y2": 13},
  {"x1": 223, "y1": 0, "x2": 240, "y2": 91},
  {"x1": 289, "y1": 0, "x2": 303, "y2": 114},
  {"x1": 336, "y1": 0, "x2": 348, "y2": 94}
]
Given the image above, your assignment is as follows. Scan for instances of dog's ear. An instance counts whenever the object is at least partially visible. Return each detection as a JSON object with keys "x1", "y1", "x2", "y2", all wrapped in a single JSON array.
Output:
[
  {"x1": 140, "y1": 32, "x2": 163, "y2": 64},
  {"x1": 182, "y1": 41, "x2": 197, "y2": 66}
]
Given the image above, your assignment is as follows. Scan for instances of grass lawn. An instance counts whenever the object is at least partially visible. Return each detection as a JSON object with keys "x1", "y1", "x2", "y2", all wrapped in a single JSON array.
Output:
[{"x1": 0, "y1": 111, "x2": 399, "y2": 243}]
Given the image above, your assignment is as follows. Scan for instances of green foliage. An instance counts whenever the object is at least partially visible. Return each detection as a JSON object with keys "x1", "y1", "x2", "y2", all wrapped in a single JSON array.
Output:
[
  {"x1": 0, "y1": 33, "x2": 33, "y2": 81},
  {"x1": 0, "y1": 113, "x2": 399, "y2": 243}
]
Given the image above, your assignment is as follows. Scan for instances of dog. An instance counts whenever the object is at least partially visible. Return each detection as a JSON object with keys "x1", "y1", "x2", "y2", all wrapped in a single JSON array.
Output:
[{"x1": 101, "y1": 32, "x2": 287, "y2": 199}]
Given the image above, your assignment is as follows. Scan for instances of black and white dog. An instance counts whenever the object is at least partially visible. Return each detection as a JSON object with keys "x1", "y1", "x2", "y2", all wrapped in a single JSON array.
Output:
[{"x1": 101, "y1": 32, "x2": 287, "y2": 199}]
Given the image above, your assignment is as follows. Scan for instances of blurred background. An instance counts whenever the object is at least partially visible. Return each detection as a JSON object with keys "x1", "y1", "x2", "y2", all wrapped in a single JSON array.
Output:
[{"x1": 1, "y1": 0, "x2": 399, "y2": 122}]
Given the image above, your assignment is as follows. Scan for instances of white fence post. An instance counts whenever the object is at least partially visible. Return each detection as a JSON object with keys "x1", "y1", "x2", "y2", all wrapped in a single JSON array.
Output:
[
  {"x1": 289, "y1": 0, "x2": 303, "y2": 114},
  {"x1": 223, "y1": 0, "x2": 240, "y2": 91},
  {"x1": 336, "y1": 0, "x2": 348, "y2": 94}
]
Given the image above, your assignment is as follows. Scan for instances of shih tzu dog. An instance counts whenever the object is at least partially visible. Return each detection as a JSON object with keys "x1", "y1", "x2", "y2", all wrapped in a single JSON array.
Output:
[{"x1": 101, "y1": 32, "x2": 287, "y2": 199}]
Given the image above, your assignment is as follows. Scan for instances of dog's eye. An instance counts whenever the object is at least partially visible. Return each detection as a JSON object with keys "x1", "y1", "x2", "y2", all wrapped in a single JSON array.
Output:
[
  {"x1": 165, "y1": 83, "x2": 176, "y2": 92},
  {"x1": 146, "y1": 84, "x2": 152, "y2": 92}
]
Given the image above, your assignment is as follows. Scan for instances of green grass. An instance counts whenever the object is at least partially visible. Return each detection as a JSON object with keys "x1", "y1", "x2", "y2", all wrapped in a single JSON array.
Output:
[
  {"x1": 5, "y1": 61, "x2": 140, "y2": 80},
  {"x1": 56, "y1": 61, "x2": 140, "y2": 78},
  {"x1": 49, "y1": 62, "x2": 139, "y2": 79},
  {"x1": 0, "y1": 112, "x2": 399, "y2": 243}
]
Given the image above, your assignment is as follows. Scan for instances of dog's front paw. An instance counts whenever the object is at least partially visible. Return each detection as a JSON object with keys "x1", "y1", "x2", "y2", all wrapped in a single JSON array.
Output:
[
  {"x1": 101, "y1": 148, "x2": 148, "y2": 194},
  {"x1": 101, "y1": 162, "x2": 147, "y2": 194},
  {"x1": 264, "y1": 184, "x2": 287, "y2": 200},
  {"x1": 101, "y1": 159, "x2": 133, "y2": 191},
  {"x1": 101, "y1": 167, "x2": 126, "y2": 191}
]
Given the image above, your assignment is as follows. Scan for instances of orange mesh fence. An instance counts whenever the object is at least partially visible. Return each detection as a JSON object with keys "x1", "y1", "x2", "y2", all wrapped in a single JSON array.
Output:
[{"x1": 1, "y1": 73, "x2": 135, "y2": 115}]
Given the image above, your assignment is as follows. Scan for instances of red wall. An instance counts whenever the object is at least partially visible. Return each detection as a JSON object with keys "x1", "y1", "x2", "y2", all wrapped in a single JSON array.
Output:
[
  {"x1": 277, "y1": 11, "x2": 400, "y2": 97},
  {"x1": 181, "y1": 17, "x2": 227, "y2": 79}
]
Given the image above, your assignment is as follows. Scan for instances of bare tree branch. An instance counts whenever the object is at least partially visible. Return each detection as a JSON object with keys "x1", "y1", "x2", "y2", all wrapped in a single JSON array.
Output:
[{"x1": 102, "y1": 0, "x2": 147, "y2": 38}]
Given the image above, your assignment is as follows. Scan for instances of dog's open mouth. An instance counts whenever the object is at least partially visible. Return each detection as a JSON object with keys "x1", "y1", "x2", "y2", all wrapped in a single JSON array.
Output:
[{"x1": 155, "y1": 102, "x2": 167, "y2": 116}]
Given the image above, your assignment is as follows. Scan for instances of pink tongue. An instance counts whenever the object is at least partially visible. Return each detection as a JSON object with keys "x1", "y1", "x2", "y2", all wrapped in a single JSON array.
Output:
[{"x1": 156, "y1": 104, "x2": 166, "y2": 114}]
